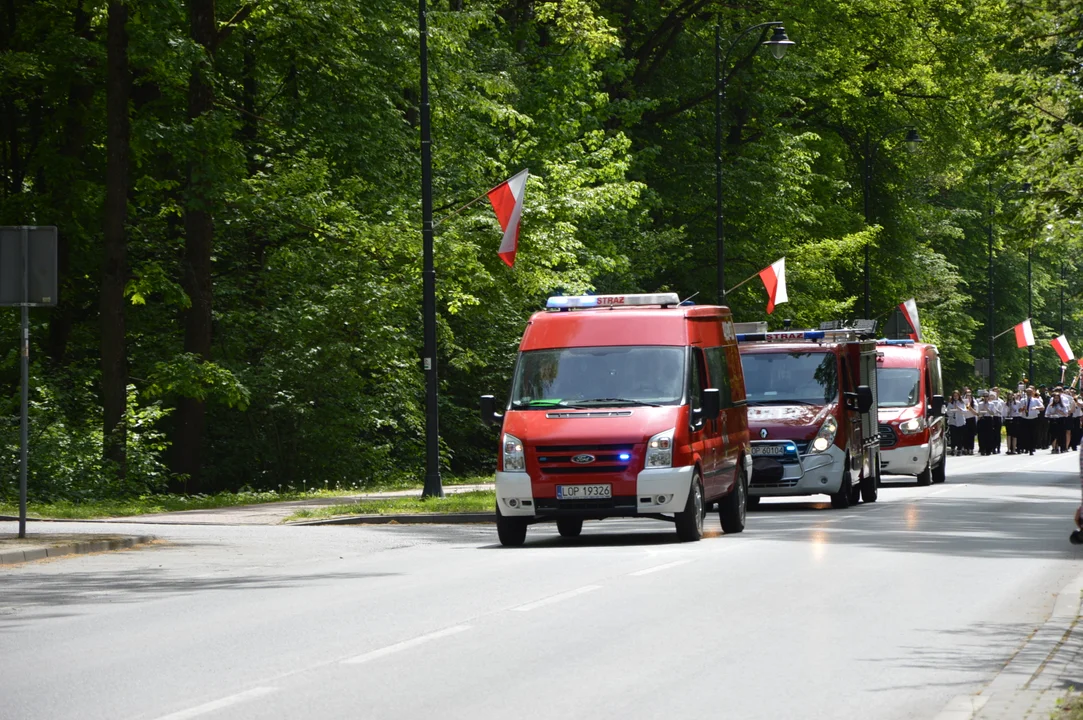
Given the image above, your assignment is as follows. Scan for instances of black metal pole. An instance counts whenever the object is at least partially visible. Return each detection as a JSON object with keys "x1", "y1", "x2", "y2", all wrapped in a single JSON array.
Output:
[
  {"x1": 988, "y1": 203, "x2": 995, "y2": 386},
  {"x1": 715, "y1": 23, "x2": 724, "y2": 304},
  {"x1": 862, "y1": 132, "x2": 871, "y2": 319},
  {"x1": 419, "y1": 0, "x2": 442, "y2": 498},
  {"x1": 19, "y1": 227, "x2": 28, "y2": 538},
  {"x1": 1060, "y1": 261, "x2": 1065, "y2": 335},
  {"x1": 1028, "y1": 245, "x2": 1034, "y2": 384}
]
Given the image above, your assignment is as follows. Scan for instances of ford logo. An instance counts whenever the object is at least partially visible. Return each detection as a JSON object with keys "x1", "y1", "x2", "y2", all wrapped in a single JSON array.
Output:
[
  {"x1": 571, "y1": 454, "x2": 595, "y2": 464},
  {"x1": 760, "y1": 429, "x2": 769, "y2": 439}
]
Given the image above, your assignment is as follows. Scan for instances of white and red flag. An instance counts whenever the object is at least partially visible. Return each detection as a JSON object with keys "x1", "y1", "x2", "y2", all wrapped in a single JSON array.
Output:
[
  {"x1": 758, "y1": 257, "x2": 788, "y2": 314},
  {"x1": 1014, "y1": 319, "x2": 1035, "y2": 348},
  {"x1": 487, "y1": 169, "x2": 529, "y2": 267},
  {"x1": 1052, "y1": 334, "x2": 1074, "y2": 363},
  {"x1": 899, "y1": 298, "x2": 922, "y2": 342}
]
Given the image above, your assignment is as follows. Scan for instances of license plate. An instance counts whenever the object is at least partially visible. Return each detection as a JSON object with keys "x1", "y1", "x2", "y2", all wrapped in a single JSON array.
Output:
[
  {"x1": 556, "y1": 484, "x2": 612, "y2": 500},
  {"x1": 752, "y1": 445, "x2": 786, "y2": 456}
]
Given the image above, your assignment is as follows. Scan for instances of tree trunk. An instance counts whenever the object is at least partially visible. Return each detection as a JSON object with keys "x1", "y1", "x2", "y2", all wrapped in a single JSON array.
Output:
[
  {"x1": 172, "y1": 0, "x2": 217, "y2": 492},
  {"x1": 102, "y1": 0, "x2": 130, "y2": 478}
]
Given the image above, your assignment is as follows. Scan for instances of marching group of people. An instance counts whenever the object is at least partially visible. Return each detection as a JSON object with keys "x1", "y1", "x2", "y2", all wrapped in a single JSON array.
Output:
[{"x1": 946, "y1": 384, "x2": 1083, "y2": 456}]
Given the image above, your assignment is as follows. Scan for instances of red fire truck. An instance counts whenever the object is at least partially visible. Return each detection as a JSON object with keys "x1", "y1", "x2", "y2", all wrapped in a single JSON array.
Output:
[{"x1": 736, "y1": 322, "x2": 881, "y2": 509}]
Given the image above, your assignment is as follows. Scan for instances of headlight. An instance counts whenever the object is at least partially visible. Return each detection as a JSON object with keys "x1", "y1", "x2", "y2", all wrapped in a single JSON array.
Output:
[
  {"x1": 808, "y1": 416, "x2": 838, "y2": 454},
  {"x1": 899, "y1": 417, "x2": 926, "y2": 435},
  {"x1": 502, "y1": 433, "x2": 526, "y2": 472},
  {"x1": 645, "y1": 429, "x2": 675, "y2": 468}
]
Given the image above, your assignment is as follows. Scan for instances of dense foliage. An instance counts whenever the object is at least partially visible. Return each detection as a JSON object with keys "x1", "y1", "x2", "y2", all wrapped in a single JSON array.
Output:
[{"x1": 1, "y1": 0, "x2": 1080, "y2": 499}]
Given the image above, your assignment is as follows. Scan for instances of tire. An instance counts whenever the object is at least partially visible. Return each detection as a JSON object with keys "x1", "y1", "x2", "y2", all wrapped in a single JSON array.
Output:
[
  {"x1": 861, "y1": 458, "x2": 879, "y2": 503},
  {"x1": 916, "y1": 462, "x2": 932, "y2": 486},
  {"x1": 496, "y1": 506, "x2": 528, "y2": 547},
  {"x1": 932, "y1": 445, "x2": 947, "y2": 484},
  {"x1": 830, "y1": 466, "x2": 853, "y2": 509},
  {"x1": 718, "y1": 459, "x2": 748, "y2": 534},
  {"x1": 556, "y1": 518, "x2": 583, "y2": 538},
  {"x1": 675, "y1": 473, "x2": 705, "y2": 542},
  {"x1": 849, "y1": 482, "x2": 862, "y2": 506},
  {"x1": 747, "y1": 495, "x2": 761, "y2": 509}
]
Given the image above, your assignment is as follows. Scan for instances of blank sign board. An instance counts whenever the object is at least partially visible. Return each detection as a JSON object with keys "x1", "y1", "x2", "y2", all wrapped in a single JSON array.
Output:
[{"x1": 0, "y1": 226, "x2": 58, "y2": 306}]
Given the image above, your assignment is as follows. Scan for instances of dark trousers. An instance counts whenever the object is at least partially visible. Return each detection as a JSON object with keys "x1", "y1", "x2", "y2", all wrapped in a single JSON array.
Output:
[
  {"x1": 1052, "y1": 417, "x2": 1070, "y2": 451},
  {"x1": 1072, "y1": 417, "x2": 1082, "y2": 450},
  {"x1": 965, "y1": 418, "x2": 977, "y2": 452},
  {"x1": 994, "y1": 417, "x2": 1003, "y2": 452},
  {"x1": 977, "y1": 417, "x2": 995, "y2": 455},
  {"x1": 1019, "y1": 418, "x2": 1036, "y2": 453}
]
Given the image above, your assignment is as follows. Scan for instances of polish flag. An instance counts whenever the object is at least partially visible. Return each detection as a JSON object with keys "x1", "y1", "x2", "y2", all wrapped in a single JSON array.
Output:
[
  {"x1": 1014, "y1": 319, "x2": 1035, "y2": 348},
  {"x1": 487, "y1": 169, "x2": 529, "y2": 267},
  {"x1": 1052, "y1": 334, "x2": 1074, "y2": 363},
  {"x1": 758, "y1": 257, "x2": 788, "y2": 314},
  {"x1": 899, "y1": 298, "x2": 922, "y2": 341}
]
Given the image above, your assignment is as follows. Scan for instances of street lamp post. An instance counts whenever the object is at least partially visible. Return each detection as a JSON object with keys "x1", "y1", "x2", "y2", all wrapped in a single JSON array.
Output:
[
  {"x1": 861, "y1": 128, "x2": 923, "y2": 319},
  {"x1": 1028, "y1": 243, "x2": 1034, "y2": 383},
  {"x1": 715, "y1": 22, "x2": 794, "y2": 304}
]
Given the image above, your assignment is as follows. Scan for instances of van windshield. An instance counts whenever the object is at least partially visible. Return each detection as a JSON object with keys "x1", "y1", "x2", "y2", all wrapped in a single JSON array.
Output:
[
  {"x1": 876, "y1": 368, "x2": 920, "y2": 408},
  {"x1": 510, "y1": 346, "x2": 685, "y2": 408},
  {"x1": 741, "y1": 351, "x2": 837, "y2": 405}
]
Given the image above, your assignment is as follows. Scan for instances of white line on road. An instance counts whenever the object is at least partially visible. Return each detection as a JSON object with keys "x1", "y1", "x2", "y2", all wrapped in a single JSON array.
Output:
[
  {"x1": 629, "y1": 559, "x2": 692, "y2": 576},
  {"x1": 152, "y1": 687, "x2": 278, "y2": 720},
  {"x1": 512, "y1": 585, "x2": 602, "y2": 612},
  {"x1": 342, "y1": 625, "x2": 472, "y2": 665},
  {"x1": 923, "y1": 484, "x2": 968, "y2": 498}
]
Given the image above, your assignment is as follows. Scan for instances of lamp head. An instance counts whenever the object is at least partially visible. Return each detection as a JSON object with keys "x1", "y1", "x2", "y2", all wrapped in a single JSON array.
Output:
[
  {"x1": 904, "y1": 129, "x2": 923, "y2": 153},
  {"x1": 765, "y1": 26, "x2": 795, "y2": 60}
]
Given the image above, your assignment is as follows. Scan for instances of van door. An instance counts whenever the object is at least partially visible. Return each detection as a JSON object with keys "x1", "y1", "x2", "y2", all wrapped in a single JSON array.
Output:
[
  {"x1": 705, "y1": 345, "x2": 736, "y2": 497},
  {"x1": 687, "y1": 348, "x2": 718, "y2": 496}
]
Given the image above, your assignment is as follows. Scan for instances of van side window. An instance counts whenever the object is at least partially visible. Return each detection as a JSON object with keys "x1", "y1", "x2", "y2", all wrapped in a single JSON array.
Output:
[
  {"x1": 688, "y1": 348, "x2": 705, "y2": 409},
  {"x1": 704, "y1": 346, "x2": 732, "y2": 408}
]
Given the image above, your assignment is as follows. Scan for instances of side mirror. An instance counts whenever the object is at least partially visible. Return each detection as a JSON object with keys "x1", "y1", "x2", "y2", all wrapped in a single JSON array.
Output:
[
  {"x1": 856, "y1": 385, "x2": 874, "y2": 414},
  {"x1": 929, "y1": 394, "x2": 945, "y2": 417},
  {"x1": 480, "y1": 395, "x2": 502, "y2": 427},
  {"x1": 701, "y1": 388, "x2": 721, "y2": 420}
]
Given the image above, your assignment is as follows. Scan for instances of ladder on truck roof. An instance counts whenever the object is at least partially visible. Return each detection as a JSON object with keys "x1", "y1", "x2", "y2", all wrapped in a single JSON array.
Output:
[{"x1": 735, "y1": 319, "x2": 879, "y2": 343}]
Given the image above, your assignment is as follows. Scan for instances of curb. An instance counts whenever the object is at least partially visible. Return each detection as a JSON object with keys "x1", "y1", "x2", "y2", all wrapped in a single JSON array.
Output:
[
  {"x1": 288, "y1": 513, "x2": 496, "y2": 526},
  {"x1": 0, "y1": 535, "x2": 156, "y2": 566}
]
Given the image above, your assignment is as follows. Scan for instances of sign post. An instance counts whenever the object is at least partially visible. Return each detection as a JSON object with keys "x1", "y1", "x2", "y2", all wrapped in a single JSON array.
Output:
[{"x1": 0, "y1": 226, "x2": 58, "y2": 538}]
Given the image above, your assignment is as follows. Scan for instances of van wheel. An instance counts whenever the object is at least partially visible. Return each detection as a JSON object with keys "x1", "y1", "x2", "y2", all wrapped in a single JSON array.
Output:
[
  {"x1": 830, "y1": 467, "x2": 853, "y2": 509},
  {"x1": 556, "y1": 518, "x2": 583, "y2": 538},
  {"x1": 932, "y1": 451, "x2": 946, "y2": 484},
  {"x1": 675, "y1": 473, "x2": 705, "y2": 542},
  {"x1": 719, "y1": 459, "x2": 748, "y2": 534},
  {"x1": 496, "y1": 506, "x2": 528, "y2": 547},
  {"x1": 861, "y1": 460, "x2": 879, "y2": 503},
  {"x1": 916, "y1": 462, "x2": 932, "y2": 486}
]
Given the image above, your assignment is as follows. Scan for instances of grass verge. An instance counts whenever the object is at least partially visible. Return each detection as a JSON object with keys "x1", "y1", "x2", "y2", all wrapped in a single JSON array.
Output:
[
  {"x1": 0, "y1": 475, "x2": 495, "y2": 520},
  {"x1": 285, "y1": 490, "x2": 496, "y2": 522},
  {"x1": 1055, "y1": 693, "x2": 1083, "y2": 720}
]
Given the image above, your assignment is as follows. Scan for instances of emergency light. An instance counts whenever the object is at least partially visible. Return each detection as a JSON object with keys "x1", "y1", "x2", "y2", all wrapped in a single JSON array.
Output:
[
  {"x1": 878, "y1": 339, "x2": 915, "y2": 346},
  {"x1": 736, "y1": 330, "x2": 826, "y2": 343},
  {"x1": 546, "y1": 293, "x2": 681, "y2": 309}
]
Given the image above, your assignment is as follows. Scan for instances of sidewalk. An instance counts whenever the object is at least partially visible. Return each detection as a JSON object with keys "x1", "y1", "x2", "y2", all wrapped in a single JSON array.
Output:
[
  {"x1": 0, "y1": 533, "x2": 157, "y2": 565},
  {"x1": 935, "y1": 570, "x2": 1083, "y2": 720},
  {"x1": 0, "y1": 482, "x2": 495, "y2": 527}
]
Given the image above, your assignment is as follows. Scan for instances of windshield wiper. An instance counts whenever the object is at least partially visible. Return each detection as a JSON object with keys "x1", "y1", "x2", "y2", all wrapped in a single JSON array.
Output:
[
  {"x1": 561, "y1": 397, "x2": 661, "y2": 408},
  {"x1": 748, "y1": 399, "x2": 819, "y2": 406},
  {"x1": 512, "y1": 399, "x2": 566, "y2": 408}
]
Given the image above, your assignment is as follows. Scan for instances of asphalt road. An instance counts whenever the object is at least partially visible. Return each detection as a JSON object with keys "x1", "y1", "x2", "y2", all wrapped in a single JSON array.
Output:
[{"x1": 2, "y1": 451, "x2": 1082, "y2": 720}]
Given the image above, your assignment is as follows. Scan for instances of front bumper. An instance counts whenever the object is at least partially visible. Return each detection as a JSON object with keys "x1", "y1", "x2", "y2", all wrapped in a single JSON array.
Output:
[
  {"x1": 495, "y1": 465, "x2": 695, "y2": 518},
  {"x1": 880, "y1": 442, "x2": 930, "y2": 476},
  {"x1": 749, "y1": 443, "x2": 847, "y2": 497}
]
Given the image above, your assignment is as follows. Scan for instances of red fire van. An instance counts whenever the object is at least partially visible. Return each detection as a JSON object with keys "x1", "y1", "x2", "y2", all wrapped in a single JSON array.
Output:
[
  {"x1": 736, "y1": 323, "x2": 881, "y2": 509},
  {"x1": 875, "y1": 340, "x2": 947, "y2": 484},
  {"x1": 481, "y1": 293, "x2": 751, "y2": 547}
]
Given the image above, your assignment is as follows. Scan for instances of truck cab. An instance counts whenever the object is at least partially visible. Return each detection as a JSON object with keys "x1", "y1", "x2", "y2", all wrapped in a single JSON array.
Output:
[
  {"x1": 736, "y1": 323, "x2": 881, "y2": 509},
  {"x1": 482, "y1": 293, "x2": 751, "y2": 547},
  {"x1": 875, "y1": 340, "x2": 947, "y2": 484}
]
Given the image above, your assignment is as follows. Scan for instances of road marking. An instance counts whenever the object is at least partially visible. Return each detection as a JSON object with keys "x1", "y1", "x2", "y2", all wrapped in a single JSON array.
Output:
[
  {"x1": 629, "y1": 559, "x2": 692, "y2": 576},
  {"x1": 931, "y1": 694, "x2": 988, "y2": 720},
  {"x1": 512, "y1": 585, "x2": 601, "y2": 612},
  {"x1": 923, "y1": 484, "x2": 967, "y2": 498},
  {"x1": 342, "y1": 625, "x2": 472, "y2": 665},
  {"x1": 153, "y1": 687, "x2": 278, "y2": 720}
]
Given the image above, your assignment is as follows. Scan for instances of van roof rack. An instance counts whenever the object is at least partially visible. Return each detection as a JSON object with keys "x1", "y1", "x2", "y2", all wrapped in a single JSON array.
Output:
[{"x1": 818, "y1": 319, "x2": 878, "y2": 338}]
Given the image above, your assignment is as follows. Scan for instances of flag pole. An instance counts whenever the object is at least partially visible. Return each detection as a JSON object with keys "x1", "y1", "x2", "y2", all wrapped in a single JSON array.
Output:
[
  {"x1": 992, "y1": 318, "x2": 1030, "y2": 341},
  {"x1": 419, "y1": 0, "x2": 443, "y2": 498},
  {"x1": 433, "y1": 174, "x2": 524, "y2": 229},
  {"x1": 724, "y1": 269, "x2": 763, "y2": 297}
]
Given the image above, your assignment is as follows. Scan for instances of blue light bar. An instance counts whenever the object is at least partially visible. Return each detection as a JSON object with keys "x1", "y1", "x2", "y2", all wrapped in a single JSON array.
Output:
[
  {"x1": 546, "y1": 293, "x2": 680, "y2": 309},
  {"x1": 878, "y1": 339, "x2": 915, "y2": 346}
]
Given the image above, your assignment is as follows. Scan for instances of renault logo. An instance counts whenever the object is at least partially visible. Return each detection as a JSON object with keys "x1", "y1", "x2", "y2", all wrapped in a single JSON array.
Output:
[
  {"x1": 760, "y1": 429, "x2": 769, "y2": 439},
  {"x1": 571, "y1": 454, "x2": 596, "y2": 464}
]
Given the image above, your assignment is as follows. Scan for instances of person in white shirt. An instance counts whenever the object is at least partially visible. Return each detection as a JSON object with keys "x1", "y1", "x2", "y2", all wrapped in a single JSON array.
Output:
[
  {"x1": 976, "y1": 392, "x2": 995, "y2": 456},
  {"x1": 947, "y1": 390, "x2": 967, "y2": 456},
  {"x1": 1070, "y1": 389, "x2": 1082, "y2": 451},
  {"x1": 1006, "y1": 391, "x2": 1022, "y2": 455},
  {"x1": 1020, "y1": 386, "x2": 1045, "y2": 455},
  {"x1": 990, "y1": 388, "x2": 1006, "y2": 454},
  {"x1": 1048, "y1": 388, "x2": 1072, "y2": 453}
]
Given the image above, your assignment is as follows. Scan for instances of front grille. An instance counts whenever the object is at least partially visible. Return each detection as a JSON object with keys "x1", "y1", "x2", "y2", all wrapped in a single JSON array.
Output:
[
  {"x1": 539, "y1": 465, "x2": 626, "y2": 475},
  {"x1": 534, "y1": 497, "x2": 638, "y2": 512},
  {"x1": 536, "y1": 444, "x2": 635, "y2": 453},
  {"x1": 533, "y1": 444, "x2": 637, "y2": 476},
  {"x1": 751, "y1": 477, "x2": 800, "y2": 488},
  {"x1": 879, "y1": 424, "x2": 897, "y2": 448}
]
